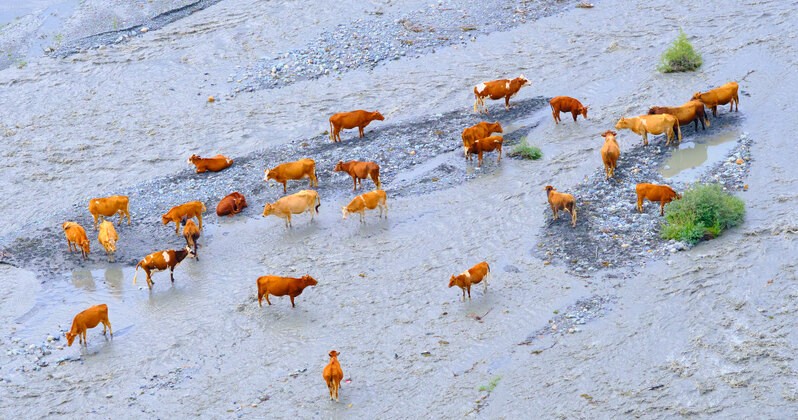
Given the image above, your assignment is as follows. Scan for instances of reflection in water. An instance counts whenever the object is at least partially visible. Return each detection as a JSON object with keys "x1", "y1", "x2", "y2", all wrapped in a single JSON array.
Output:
[
  {"x1": 104, "y1": 267, "x2": 124, "y2": 298},
  {"x1": 71, "y1": 269, "x2": 96, "y2": 291},
  {"x1": 660, "y1": 131, "x2": 739, "y2": 181}
]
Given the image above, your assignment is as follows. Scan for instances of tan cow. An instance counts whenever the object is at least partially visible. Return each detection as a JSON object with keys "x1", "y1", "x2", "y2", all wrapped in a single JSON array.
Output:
[
  {"x1": 62, "y1": 221, "x2": 90, "y2": 259},
  {"x1": 262, "y1": 190, "x2": 321, "y2": 228},
  {"x1": 133, "y1": 246, "x2": 194, "y2": 289},
  {"x1": 600, "y1": 130, "x2": 620, "y2": 179},
  {"x1": 462, "y1": 121, "x2": 503, "y2": 157},
  {"x1": 65, "y1": 304, "x2": 112, "y2": 347},
  {"x1": 88, "y1": 195, "x2": 130, "y2": 229},
  {"x1": 162, "y1": 201, "x2": 206, "y2": 235},
  {"x1": 188, "y1": 154, "x2": 233, "y2": 173},
  {"x1": 264, "y1": 158, "x2": 318, "y2": 194},
  {"x1": 473, "y1": 75, "x2": 531, "y2": 114},
  {"x1": 448, "y1": 261, "x2": 490, "y2": 301},
  {"x1": 544, "y1": 186, "x2": 577, "y2": 227},
  {"x1": 636, "y1": 183, "x2": 681, "y2": 216},
  {"x1": 329, "y1": 110, "x2": 385, "y2": 143},
  {"x1": 334, "y1": 160, "x2": 381, "y2": 190},
  {"x1": 97, "y1": 221, "x2": 118, "y2": 260},
  {"x1": 691, "y1": 81, "x2": 739, "y2": 117},
  {"x1": 342, "y1": 189, "x2": 388, "y2": 223},
  {"x1": 615, "y1": 114, "x2": 682, "y2": 146},
  {"x1": 323, "y1": 350, "x2": 344, "y2": 402}
]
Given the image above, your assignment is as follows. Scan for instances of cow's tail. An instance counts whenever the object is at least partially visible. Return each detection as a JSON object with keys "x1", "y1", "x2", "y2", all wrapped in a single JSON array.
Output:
[
  {"x1": 675, "y1": 119, "x2": 682, "y2": 143},
  {"x1": 201, "y1": 202, "x2": 207, "y2": 213},
  {"x1": 315, "y1": 194, "x2": 321, "y2": 212},
  {"x1": 132, "y1": 262, "x2": 141, "y2": 285},
  {"x1": 329, "y1": 120, "x2": 334, "y2": 141}
]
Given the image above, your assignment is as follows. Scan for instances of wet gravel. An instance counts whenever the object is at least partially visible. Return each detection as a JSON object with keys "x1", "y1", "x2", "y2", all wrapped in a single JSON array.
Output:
[
  {"x1": 520, "y1": 294, "x2": 617, "y2": 345},
  {"x1": 232, "y1": 0, "x2": 582, "y2": 93},
  {"x1": 0, "y1": 98, "x2": 547, "y2": 279},
  {"x1": 535, "y1": 115, "x2": 753, "y2": 274}
]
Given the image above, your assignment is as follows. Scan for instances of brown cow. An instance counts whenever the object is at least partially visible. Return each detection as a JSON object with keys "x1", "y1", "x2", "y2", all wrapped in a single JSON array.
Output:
[
  {"x1": 600, "y1": 130, "x2": 620, "y2": 179},
  {"x1": 162, "y1": 201, "x2": 206, "y2": 235},
  {"x1": 466, "y1": 135, "x2": 503, "y2": 167},
  {"x1": 544, "y1": 185, "x2": 577, "y2": 227},
  {"x1": 65, "y1": 304, "x2": 112, "y2": 347},
  {"x1": 62, "y1": 221, "x2": 90, "y2": 259},
  {"x1": 342, "y1": 189, "x2": 388, "y2": 223},
  {"x1": 97, "y1": 221, "x2": 118, "y2": 260},
  {"x1": 216, "y1": 191, "x2": 248, "y2": 217},
  {"x1": 648, "y1": 100, "x2": 710, "y2": 132},
  {"x1": 448, "y1": 261, "x2": 490, "y2": 301},
  {"x1": 473, "y1": 75, "x2": 531, "y2": 114},
  {"x1": 636, "y1": 183, "x2": 681, "y2": 216},
  {"x1": 133, "y1": 246, "x2": 194, "y2": 289},
  {"x1": 691, "y1": 81, "x2": 739, "y2": 117},
  {"x1": 329, "y1": 110, "x2": 385, "y2": 143},
  {"x1": 264, "y1": 158, "x2": 318, "y2": 193},
  {"x1": 262, "y1": 190, "x2": 321, "y2": 228},
  {"x1": 183, "y1": 220, "x2": 200, "y2": 261},
  {"x1": 188, "y1": 154, "x2": 233, "y2": 173},
  {"x1": 549, "y1": 96, "x2": 589, "y2": 124},
  {"x1": 88, "y1": 195, "x2": 130, "y2": 229},
  {"x1": 256, "y1": 274, "x2": 318, "y2": 307},
  {"x1": 334, "y1": 160, "x2": 381, "y2": 190},
  {"x1": 323, "y1": 350, "x2": 344, "y2": 402},
  {"x1": 615, "y1": 115, "x2": 681, "y2": 146},
  {"x1": 462, "y1": 121, "x2": 503, "y2": 158}
]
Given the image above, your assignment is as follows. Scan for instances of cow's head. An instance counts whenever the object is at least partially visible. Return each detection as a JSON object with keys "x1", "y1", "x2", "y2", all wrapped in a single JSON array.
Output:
[
  {"x1": 544, "y1": 185, "x2": 555, "y2": 195},
  {"x1": 183, "y1": 245, "x2": 196, "y2": 259},
  {"x1": 187, "y1": 154, "x2": 199, "y2": 165},
  {"x1": 580, "y1": 105, "x2": 589, "y2": 119},
  {"x1": 516, "y1": 74, "x2": 531, "y2": 88},
  {"x1": 448, "y1": 275, "x2": 458, "y2": 288},
  {"x1": 262, "y1": 203, "x2": 275, "y2": 217},
  {"x1": 488, "y1": 121, "x2": 503, "y2": 133},
  {"x1": 601, "y1": 130, "x2": 617, "y2": 141},
  {"x1": 333, "y1": 161, "x2": 345, "y2": 172},
  {"x1": 615, "y1": 117, "x2": 630, "y2": 130},
  {"x1": 79, "y1": 239, "x2": 90, "y2": 255},
  {"x1": 264, "y1": 169, "x2": 275, "y2": 183},
  {"x1": 690, "y1": 92, "x2": 703, "y2": 101},
  {"x1": 301, "y1": 275, "x2": 318, "y2": 287},
  {"x1": 372, "y1": 111, "x2": 385, "y2": 121},
  {"x1": 161, "y1": 214, "x2": 171, "y2": 225},
  {"x1": 65, "y1": 331, "x2": 76, "y2": 347},
  {"x1": 341, "y1": 206, "x2": 350, "y2": 220},
  {"x1": 329, "y1": 350, "x2": 340, "y2": 358}
]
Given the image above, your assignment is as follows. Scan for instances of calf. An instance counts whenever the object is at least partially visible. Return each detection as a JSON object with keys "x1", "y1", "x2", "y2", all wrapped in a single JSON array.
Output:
[
  {"x1": 691, "y1": 81, "x2": 739, "y2": 117},
  {"x1": 62, "y1": 221, "x2": 90, "y2": 259},
  {"x1": 88, "y1": 195, "x2": 130, "y2": 229},
  {"x1": 635, "y1": 183, "x2": 681, "y2": 216},
  {"x1": 462, "y1": 121, "x2": 503, "y2": 157},
  {"x1": 323, "y1": 350, "x2": 344, "y2": 402},
  {"x1": 65, "y1": 304, "x2": 112, "y2": 347},
  {"x1": 97, "y1": 220, "x2": 118, "y2": 260},
  {"x1": 648, "y1": 100, "x2": 710, "y2": 132},
  {"x1": 600, "y1": 130, "x2": 620, "y2": 179},
  {"x1": 133, "y1": 246, "x2": 193, "y2": 289},
  {"x1": 473, "y1": 74, "x2": 531, "y2": 114},
  {"x1": 162, "y1": 201, "x2": 206, "y2": 235},
  {"x1": 256, "y1": 274, "x2": 318, "y2": 307},
  {"x1": 448, "y1": 261, "x2": 490, "y2": 301},
  {"x1": 262, "y1": 190, "x2": 321, "y2": 228},
  {"x1": 264, "y1": 158, "x2": 318, "y2": 193},
  {"x1": 342, "y1": 189, "x2": 388, "y2": 223},
  {"x1": 183, "y1": 220, "x2": 200, "y2": 260},
  {"x1": 466, "y1": 135, "x2": 503, "y2": 167},
  {"x1": 615, "y1": 114, "x2": 681, "y2": 146},
  {"x1": 188, "y1": 154, "x2": 233, "y2": 173},
  {"x1": 216, "y1": 191, "x2": 248, "y2": 217},
  {"x1": 544, "y1": 185, "x2": 577, "y2": 227},
  {"x1": 334, "y1": 160, "x2": 381, "y2": 190},
  {"x1": 329, "y1": 110, "x2": 385, "y2": 143},
  {"x1": 549, "y1": 96, "x2": 589, "y2": 124}
]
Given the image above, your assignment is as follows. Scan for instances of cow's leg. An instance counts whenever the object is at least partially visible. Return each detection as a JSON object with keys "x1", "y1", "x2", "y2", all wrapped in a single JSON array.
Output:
[
  {"x1": 170, "y1": 267, "x2": 175, "y2": 283},
  {"x1": 360, "y1": 212, "x2": 365, "y2": 224},
  {"x1": 497, "y1": 146, "x2": 502, "y2": 163},
  {"x1": 351, "y1": 176, "x2": 357, "y2": 191},
  {"x1": 712, "y1": 106, "x2": 718, "y2": 117},
  {"x1": 642, "y1": 132, "x2": 648, "y2": 146},
  {"x1": 265, "y1": 294, "x2": 272, "y2": 305},
  {"x1": 197, "y1": 215, "x2": 203, "y2": 231},
  {"x1": 552, "y1": 109, "x2": 558, "y2": 124},
  {"x1": 551, "y1": 204, "x2": 558, "y2": 220},
  {"x1": 290, "y1": 295, "x2": 296, "y2": 308},
  {"x1": 504, "y1": 96, "x2": 510, "y2": 111},
  {"x1": 477, "y1": 150, "x2": 483, "y2": 167},
  {"x1": 467, "y1": 284, "x2": 472, "y2": 300},
  {"x1": 145, "y1": 269, "x2": 153, "y2": 289},
  {"x1": 461, "y1": 287, "x2": 466, "y2": 301},
  {"x1": 572, "y1": 111, "x2": 578, "y2": 122},
  {"x1": 660, "y1": 201, "x2": 666, "y2": 216},
  {"x1": 637, "y1": 196, "x2": 644, "y2": 213},
  {"x1": 81, "y1": 331, "x2": 87, "y2": 347},
  {"x1": 174, "y1": 221, "x2": 180, "y2": 235},
  {"x1": 92, "y1": 214, "x2": 99, "y2": 229},
  {"x1": 282, "y1": 182, "x2": 287, "y2": 194}
]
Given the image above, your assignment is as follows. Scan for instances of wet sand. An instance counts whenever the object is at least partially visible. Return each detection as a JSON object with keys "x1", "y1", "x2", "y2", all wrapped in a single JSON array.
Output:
[{"x1": 2, "y1": 0, "x2": 798, "y2": 417}]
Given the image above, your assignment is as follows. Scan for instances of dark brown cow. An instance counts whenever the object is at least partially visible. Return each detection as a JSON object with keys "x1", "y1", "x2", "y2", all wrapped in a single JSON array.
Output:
[
  {"x1": 549, "y1": 96, "x2": 588, "y2": 124},
  {"x1": 216, "y1": 192, "x2": 248, "y2": 217}
]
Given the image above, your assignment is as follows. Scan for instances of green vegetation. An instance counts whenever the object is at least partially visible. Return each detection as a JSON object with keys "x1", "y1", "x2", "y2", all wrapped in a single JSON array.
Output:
[
  {"x1": 508, "y1": 138, "x2": 542, "y2": 160},
  {"x1": 658, "y1": 29, "x2": 703, "y2": 73},
  {"x1": 661, "y1": 184, "x2": 745, "y2": 244},
  {"x1": 479, "y1": 376, "x2": 502, "y2": 393}
]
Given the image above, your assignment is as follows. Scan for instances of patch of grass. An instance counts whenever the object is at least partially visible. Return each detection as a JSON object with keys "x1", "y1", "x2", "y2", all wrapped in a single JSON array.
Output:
[
  {"x1": 478, "y1": 376, "x2": 501, "y2": 393},
  {"x1": 508, "y1": 138, "x2": 542, "y2": 160},
  {"x1": 661, "y1": 184, "x2": 745, "y2": 244},
  {"x1": 658, "y1": 29, "x2": 702, "y2": 73}
]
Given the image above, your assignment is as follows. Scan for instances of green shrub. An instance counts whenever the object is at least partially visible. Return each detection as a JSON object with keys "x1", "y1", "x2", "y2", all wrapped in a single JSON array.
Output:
[
  {"x1": 661, "y1": 184, "x2": 745, "y2": 244},
  {"x1": 479, "y1": 376, "x2": 502, "y2": 393},
  {"x1": 658, "y1": 29, "x2": 702, "y2": 73},
  {"x1": 508, "y1": 138, "x2": 542, "y2": 160}
]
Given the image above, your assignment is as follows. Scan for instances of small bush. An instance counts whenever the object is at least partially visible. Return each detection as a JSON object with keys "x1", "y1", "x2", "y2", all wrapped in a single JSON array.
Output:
[
  {"x1": 658, "y1": 29, "x2": 702, "y2": 73},
  {"x1": 508, "y1": 138, "x2": 542, "y2": 160},
  {"x1": 479, "y1": 376, "x2": 502, "y2": 393},
  {"x1": 661, "y1": 184, "x2": 745, "y2": 244}
]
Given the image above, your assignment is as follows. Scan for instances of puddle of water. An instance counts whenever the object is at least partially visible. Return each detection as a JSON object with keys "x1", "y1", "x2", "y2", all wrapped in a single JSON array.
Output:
[{"x1": 660, "y1": 130, "x2": 739, "y2": 182}]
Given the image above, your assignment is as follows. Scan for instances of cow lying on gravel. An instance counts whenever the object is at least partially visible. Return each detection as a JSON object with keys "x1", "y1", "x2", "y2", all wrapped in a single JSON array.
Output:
[
  {"x1": 65, "y1": 304, "x2": 112, "y2": 347},
  {"x1": 448, "y1": 261, "x2": 490, "y2": 301},
  {"x1": 329, "y1": 110, "x2": 385, "y2": 143},
  {"x1": 216, "y1": 191, "x2": 247, "y2": 217},
  {"x1": 549, "y1": 96, "x2": 588, "y2": 124},
  {"x1": 545, "y1": 185, "x2": 577, "y2": 227},
  {"x1": 635, "y1": 183, "x2": 681, "y2": 216},
  {"x1": 256, "y1": 274, "x2": 318, "y2": 307},
  {"x1": 342, "y1": 189, "x2": 387, "y2": 223},
  {"x1": 473, "y1": 75, "x2": 531, "y2": 114},
  {"x1": 187, "y1": 154, "x2": 233, "y2": 173},
  {"x1": 323, "y1": 350, "x2": 344, "y2": 402},
  {"x1": 600, "y1": 130, "x2": 620, "y2": 179},
  {"x1": 162, "y1": 201, "x2": 206, "y2": 235},
  {"x1": 334, "y1": 160, "x2": 381, "y2": 190},
  {"x1": 133, "y1": 246, "x2": 193, "y2": 289},
  {"x1": 691, "y1": 81, "x2": 739, "y2": 117},
  {"x1": 88, "y1": 195, "x2": 130, "y2": 229},
  {"x1": 262, "y1": 190, "x2": 321, "y2": 228},
  {"x1": 462, "y1": 121, "x2": 503, "y2": 157},
  {"x1": 62, "y1": 221, "x2": 90, "y2": 259},
  {"x1": 466, "y1": 135, "x2": 503, "y2": 167},
  {"x1": 264, "y1": 158, "x2": 318, "y2": 193}
]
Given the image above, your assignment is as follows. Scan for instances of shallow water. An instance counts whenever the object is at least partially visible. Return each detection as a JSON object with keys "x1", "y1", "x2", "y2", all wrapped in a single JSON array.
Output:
[
  {"x1": 661, "y1": 130, "x2": 740, "y2": 181},
  {"x1": 2, "y1": 0, "x2": 798, "y2": 417}
]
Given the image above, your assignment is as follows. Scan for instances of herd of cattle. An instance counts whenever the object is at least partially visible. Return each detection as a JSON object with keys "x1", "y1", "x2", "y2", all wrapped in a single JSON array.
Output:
[{"x1": 59, "y1": 75, "x2": 740, "y2": 401}]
